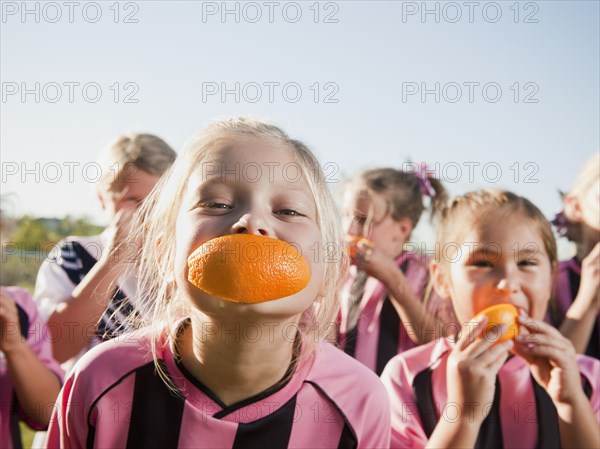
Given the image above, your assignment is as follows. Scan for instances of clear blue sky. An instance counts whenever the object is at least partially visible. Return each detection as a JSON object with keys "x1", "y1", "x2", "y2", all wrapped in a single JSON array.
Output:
[{"x1": 2, "y1": 1, "x2": 599, "y2": 256}]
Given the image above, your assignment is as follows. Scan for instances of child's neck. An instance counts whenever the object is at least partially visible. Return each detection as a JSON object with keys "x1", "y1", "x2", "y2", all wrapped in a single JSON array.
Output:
[{"x1": 177, "y1": 313, "x2": 298, "y2": 406}]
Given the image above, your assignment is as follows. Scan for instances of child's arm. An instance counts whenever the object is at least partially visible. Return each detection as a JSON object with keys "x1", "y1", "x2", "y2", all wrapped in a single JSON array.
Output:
[
  {"x1": 354, "y1": 244, "x2": 441, "y2": 344},
  {"x1": 45, "y1": 206, "x2": 135, "y2": 362},
  {"x1": 0, "y1": 291, "x2": 62, "y2": 426},
  {"x1": 513, "y1": 317, "x2": 600, "y2": 448},
  {"x1": 426, "y1": 318, "x2": 513, "y2": 449},
  {"x1": 559, "y1": 243, "x2": 599, "y2": 353}
]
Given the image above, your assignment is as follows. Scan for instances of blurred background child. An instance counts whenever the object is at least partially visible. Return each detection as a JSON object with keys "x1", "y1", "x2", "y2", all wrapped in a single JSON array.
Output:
[
  {"x1": 338, "y1": 165, "x2": 455, "y2": 375},
  {"x1": 33, "y1": 133, "x2": 176, "y2": 369},
  {"x1": 551, "y1": 152, "x2": 599, "y2": 358},
  {"x1": 0, "y1": 201, "x2": 64, "y2": 449}
]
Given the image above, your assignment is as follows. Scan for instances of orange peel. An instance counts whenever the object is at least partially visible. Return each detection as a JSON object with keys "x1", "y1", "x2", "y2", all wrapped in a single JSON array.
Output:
[
  {"x1": 345, "y1": 235, "x2": 374, "y2": 259},
  {"x1": 472, "y1": 304, "x2": 519, "y2": 344},
  {"x1": 187, "y1": 234, "x2": 311, "y2": 303}
]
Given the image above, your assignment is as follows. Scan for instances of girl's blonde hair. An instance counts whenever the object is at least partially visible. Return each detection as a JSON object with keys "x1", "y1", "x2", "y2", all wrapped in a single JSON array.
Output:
[
  {"x1": 435, "y1": 189, "x2": 558, "y2": 273},
  {"x1": 127, "y1": 117, "x2": 348, "y2": 388},
  {"x1": 97, "y1": 133, "x2": 177, "y2": 192},
  {"x1": 349, "y1": 167, "x2": 447, "y2": 233},
  {"x1": 561, "y1": 153, "x2": 600, "y2": 243}
]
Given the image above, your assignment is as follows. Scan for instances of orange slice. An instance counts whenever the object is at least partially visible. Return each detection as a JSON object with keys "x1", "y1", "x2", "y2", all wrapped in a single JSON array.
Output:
[
  {"x1": 472, "y1": 304, "x2": 519, "y2": 344},
  {"x1": 345, "y1": 235, "x2": 374, "y2": 259},
  {"x1": 187, "y1": 234, "x2": 311, "y2": 303}
]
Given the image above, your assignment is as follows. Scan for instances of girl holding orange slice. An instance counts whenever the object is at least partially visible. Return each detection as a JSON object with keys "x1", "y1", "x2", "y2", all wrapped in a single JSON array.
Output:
[
  {"x1": 550, "y1": 153, "x2": 599, "y2": 358},
  {"x1": 46, "y1": 118, "x2": 390, "y2": 449},
  {"x1": 338, "y1": 166, "x2": 454, "y2": 375},
  {"x1": 382, "y1": 189, "x2": 600, "y2": 449}
]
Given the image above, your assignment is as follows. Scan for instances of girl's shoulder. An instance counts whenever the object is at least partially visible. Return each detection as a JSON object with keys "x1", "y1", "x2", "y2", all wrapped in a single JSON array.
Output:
[
  {"x1": 381, "y1": 339, "x2": 450, "y2": 387},
  {"x1": 67, "y1": 327, "x2": 161, "y2": 400},
  {"x1": 307, "y1": 341, "x2": 389, "y2": 400},
  {"x1": 305, "y1": 342, "x2": 391, "y2": 433}
]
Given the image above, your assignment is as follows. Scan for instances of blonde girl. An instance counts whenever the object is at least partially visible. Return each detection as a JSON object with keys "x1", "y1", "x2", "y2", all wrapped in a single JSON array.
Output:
[{"x1": 46, "y1": 118, "x2": 390, "y2": 449}]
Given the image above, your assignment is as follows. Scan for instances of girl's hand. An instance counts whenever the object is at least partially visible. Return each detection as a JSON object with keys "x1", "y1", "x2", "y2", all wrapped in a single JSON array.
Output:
[
  {"x1": 352, "y1": 240, "x2": 400, "y2": 286},
  {"x1": 513, "y1": 315, "x2": 585, "y2": 408},
  {"x1": 578, "y1": 242, "x2": 600, "y2": 313},
  {"x1": 446, "y1": 316, "x2": 513, "y2": 424},
  {"x1": 102, "y1": 205, "x2": 137, "y2": 267},
  {"x1": 0, "y1": 291, "x2": 26, "y2": 354}
]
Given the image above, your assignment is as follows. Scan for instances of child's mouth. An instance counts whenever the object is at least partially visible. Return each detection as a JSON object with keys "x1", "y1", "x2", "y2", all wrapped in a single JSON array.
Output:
[{"x1": 187, "y1": 234, "x2": 311, "y2": 303}]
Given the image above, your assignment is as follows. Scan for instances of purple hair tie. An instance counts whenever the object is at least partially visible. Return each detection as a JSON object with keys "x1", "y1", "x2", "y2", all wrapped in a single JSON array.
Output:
[
  {"x1": 414, "y1": 162, "x2": 436, "y2": 199},
  {"x1": 551, "y1": 210, "x2": 569, "y2": 237}
]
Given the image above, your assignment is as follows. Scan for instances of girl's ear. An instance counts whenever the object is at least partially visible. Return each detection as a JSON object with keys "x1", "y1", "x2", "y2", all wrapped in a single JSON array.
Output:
[
  {"x1": 430, "y1": 260, "x2": 451, "y2": 300},
  {"x1": 564, "y1": 194, "x2": 583, "y2": 222},
  {"x1": 395, "y1": 217, "x2": 413, "y2": 241}
]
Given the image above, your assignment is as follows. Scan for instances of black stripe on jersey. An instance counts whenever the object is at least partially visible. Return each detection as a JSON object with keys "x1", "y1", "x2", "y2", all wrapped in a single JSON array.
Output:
[
  {"x1": 304, "y1": 381, "x2": 358, "y2": 449},
  {"x1": 10, "y1": 305, "x2": 28, "y2": 449},
  {"x1": 85, "y1": 361, "x2": 184, "y2": 449},
  {"x1": 231, "y1": 396, "x2": 296, "y2": 449},
  {"x1": 413, "y1": 367, "x2": 505, "y2": 449},
  {"x1": 342, "y1": 325, "x2": 358, "y2": 358},
  {"x1": 375, "y1": 259, "x2": 410, "y2": 376},
  {"x1": 57, "y1": 241, "x2": 98, "y2": 285},
  {"x1": 16, "y1": 304, "x2": 29, "y2": 338},
  {"x1": 126, "y1": 361, "x2": 185, "y2": 449},
  {"x1": 412, "y1": 368, "x2": 437, "y2": 437},
  {"x1": 532, "y1": 376, "x2": 560, "y2": 448}
]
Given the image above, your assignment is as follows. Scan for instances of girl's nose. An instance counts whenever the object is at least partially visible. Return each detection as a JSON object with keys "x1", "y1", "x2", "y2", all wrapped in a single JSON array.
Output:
[
  {"x1": 231, "y1": 212, "x2": 272, "y2": 236},
  {"x1": 495, "y1": 278, "x2": 519, "y2": 294}
]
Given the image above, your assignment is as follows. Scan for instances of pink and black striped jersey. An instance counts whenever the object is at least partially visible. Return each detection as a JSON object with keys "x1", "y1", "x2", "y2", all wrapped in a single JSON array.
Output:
[
  {"x1": 548, "y1": 257, "x2": 599, "y2": 359},
  {"x1": 338, "y1": 252, "x2": 456, "y2": 375},
  {"x1": 0, "y1": 286, "x2": 64, "y2": 449},
  {"x1": 46, "y1": 328, "x2": 391, "y2": 449},
  {"x1": 381, "y1": 339, "x2": 600, "y2": 449}
]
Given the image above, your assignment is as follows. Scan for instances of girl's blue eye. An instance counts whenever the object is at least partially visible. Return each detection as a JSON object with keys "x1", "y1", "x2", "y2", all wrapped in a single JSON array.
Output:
[
  {"x1": 472, "y1": 260, "x2": 493, "y2": 267},
  {"x1": 518, "y1": 260, "x2": 538, "y2": 267}
]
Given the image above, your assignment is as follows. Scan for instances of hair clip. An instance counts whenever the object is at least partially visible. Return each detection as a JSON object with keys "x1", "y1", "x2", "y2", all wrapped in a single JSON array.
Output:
[
  {"x1": 551, "y1": 210, "x2": 569, "y2": 237},
  {"x1": 414, "y1": 162, "x2": 436, "y2": 199}
]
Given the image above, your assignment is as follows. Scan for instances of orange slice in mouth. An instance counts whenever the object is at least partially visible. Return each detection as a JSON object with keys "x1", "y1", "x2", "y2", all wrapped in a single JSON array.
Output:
[
  {"x1": 187, "y1": 234, "x2": 311, "y2": 303},
  {"x1": 345, "y1": 235, "x2": 374, "y2": 259},
  {"x1": 472, "y1": 304, "x2": 519, "y2": 344}
]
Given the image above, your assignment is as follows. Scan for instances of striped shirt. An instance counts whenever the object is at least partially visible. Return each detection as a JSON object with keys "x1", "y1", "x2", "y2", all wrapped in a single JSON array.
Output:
[
  {"x1": 338, "y1": 252, "x2": 455, "y2": 375},
  {"x1": 34, "y1": 234, "x2": 137, "y2": 371},
  {"x1": 46, "y1": 328, "x2": 391, "y2": 449},
  {"x1": 381, "y1": 339, "x2": 600, "y2": 449}
]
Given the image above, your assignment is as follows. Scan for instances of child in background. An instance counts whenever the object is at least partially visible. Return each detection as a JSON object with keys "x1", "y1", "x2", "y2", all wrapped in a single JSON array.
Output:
[
  {"x1": 33, "y1": 134, "x2": 176, "y2": 370},
  {"x1": 382, "y1": 189, "x2": 599, "y2": 449},
  {"x1": 0, "y1": 204, "x2": 64, "y2": 449},
  {"x1": 46, "y1": 117, "x2": 390, "y2": 449},
  {"x1": 551, "y1": 153, "x2": 599, "y2": 358},
  {"x1": 338, "y1": 166, "x2": 454, "y2": 375}
]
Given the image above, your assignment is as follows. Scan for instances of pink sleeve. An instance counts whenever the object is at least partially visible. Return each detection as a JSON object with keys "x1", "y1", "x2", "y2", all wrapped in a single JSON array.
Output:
[
  {"x1": 46, "y1": 373, "x2": 89, "y2": 449},
  {"x1": 3, "y1": 287, "x2": 65, "y2": 430},
  {"x1": 381, "y1": 358, "x2": 429, "y2": 449},
  {"x1": 358, "y1": 380, "x2": 391, "y2": 449}
]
